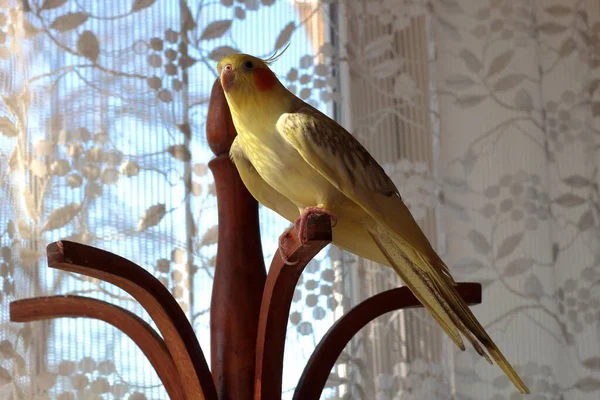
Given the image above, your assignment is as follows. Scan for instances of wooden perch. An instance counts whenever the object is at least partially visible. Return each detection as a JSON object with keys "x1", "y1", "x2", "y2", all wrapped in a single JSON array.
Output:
[
  {"x1": 254, "y1": 214, "x2": 332, "y2": 399},
  {"x1": 293, "y1": 282, "x2": 482, "y2": 399},
  {"x1": 10, "y1": 295, "x2": 185, "y2": 400},
  {"x1": 10, "y1": 78, "x2": 483, "y2": 400},
  {"x1": 207, "y1": 77, "x2": 266, "y2": 399},
  {"x1": 48, "y1": 241, "x2": 216, "y2": 400}
]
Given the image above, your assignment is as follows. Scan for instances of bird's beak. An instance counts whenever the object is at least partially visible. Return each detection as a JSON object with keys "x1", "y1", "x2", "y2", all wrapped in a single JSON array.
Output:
[{"x1": 220, "y1": 64, "x2": 235, "y2": 92}]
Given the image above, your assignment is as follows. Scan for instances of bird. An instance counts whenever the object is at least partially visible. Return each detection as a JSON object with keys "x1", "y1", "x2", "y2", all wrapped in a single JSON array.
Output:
[{"x1": 216, "y1": 52, "x2": 530, "y2": 394}]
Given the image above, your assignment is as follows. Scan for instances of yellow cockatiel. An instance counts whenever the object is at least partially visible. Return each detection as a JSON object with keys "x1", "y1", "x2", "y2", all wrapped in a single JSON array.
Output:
[{"x1": 216, "y1": 53, "x2": 529, "y2": 394}]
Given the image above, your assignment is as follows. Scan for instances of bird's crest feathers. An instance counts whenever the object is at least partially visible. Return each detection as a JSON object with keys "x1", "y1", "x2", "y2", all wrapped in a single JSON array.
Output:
[
  {"x1": 261, "y1": 43, "x2": 291, "y2": 65},
  {"x1": 216, "y1": 44, "x2": 290, "y2": 75}
]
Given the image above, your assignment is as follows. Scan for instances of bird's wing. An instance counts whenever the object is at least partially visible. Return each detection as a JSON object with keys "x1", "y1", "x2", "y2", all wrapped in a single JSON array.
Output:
[
  {"x1": 230, "y1": 137, "x2": 298, "y2": 222},
  {"x1": 276, "y1": 107, "x2": 530, "y2": 394},
  {"x1": 275, "y1": 107, "x2": 454, "y2": 282},
  {"x1": 232, "y1": 136, "x2": 393, "y2": 266}
]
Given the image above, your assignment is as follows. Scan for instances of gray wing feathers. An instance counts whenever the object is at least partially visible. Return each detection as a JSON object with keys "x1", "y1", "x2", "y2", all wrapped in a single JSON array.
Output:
[{"x1": 277, "y1": 107, "x2": 400, "y2": 198}]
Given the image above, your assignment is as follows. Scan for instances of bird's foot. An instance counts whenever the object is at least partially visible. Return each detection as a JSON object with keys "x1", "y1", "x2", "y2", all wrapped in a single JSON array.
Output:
[
  {"x1": 295, "y1": 206, "x2": 337, "y2": 245},
  {"x1": 278, "y1": 207, "x2": 337, "y2": 265},
  {"x1": 278, "y1": 227, "x2": 299, "y2": 265}
]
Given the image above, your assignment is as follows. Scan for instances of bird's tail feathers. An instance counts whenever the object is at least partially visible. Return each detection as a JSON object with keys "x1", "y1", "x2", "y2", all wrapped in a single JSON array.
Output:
[
  {"x1": 367, "y1": 222, "x2": 530, "y2": 394},
  {"x1": 368, "y1": 194, "x2": 457, "y2": 286},
  {"x1": 367, "y1": 227, "x2": 465, "y2": 350}
]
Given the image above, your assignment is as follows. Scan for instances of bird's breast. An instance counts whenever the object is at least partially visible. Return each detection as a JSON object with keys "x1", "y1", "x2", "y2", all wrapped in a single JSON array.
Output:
[{"x1": 236, "y1": 126, "x2": 342, "y2": 210}]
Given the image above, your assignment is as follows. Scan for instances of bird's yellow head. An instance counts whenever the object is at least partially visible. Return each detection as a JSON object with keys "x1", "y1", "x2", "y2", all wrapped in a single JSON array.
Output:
[{"x1": 217, "y1": 54, "x2": 282, "y2": 97}]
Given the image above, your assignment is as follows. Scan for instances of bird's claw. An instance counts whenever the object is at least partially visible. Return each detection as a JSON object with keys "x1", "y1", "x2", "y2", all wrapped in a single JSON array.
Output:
[
  {"x1": 278, "y1": 227, "x2": 299, "y2": 265},
  {"x1": 278, "y1": 207, "x2": 337, "y2": 266}
]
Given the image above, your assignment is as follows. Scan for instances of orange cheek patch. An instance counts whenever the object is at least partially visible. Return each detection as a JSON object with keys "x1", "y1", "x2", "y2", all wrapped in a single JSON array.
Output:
[{"x1": 255, "y1": 68, "x2": 277, "y2": 92}]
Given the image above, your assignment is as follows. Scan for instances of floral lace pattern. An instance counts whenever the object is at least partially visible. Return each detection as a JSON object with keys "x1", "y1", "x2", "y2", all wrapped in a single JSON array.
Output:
[{"x1": 0, "y1": 0, "x2": 597, "y2": 399}]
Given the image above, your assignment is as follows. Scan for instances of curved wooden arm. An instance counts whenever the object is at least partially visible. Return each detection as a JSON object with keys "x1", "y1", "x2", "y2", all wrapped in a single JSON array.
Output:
[
  {"x1": 292, "y1": 282, "x2": 482, "y2": 400},
  {"x1": 46, "y1": 241, "x2": 218, "y2": 400},
  {"x1": 254, "y1": 214, "x2": 332, "y2": 400},
  {"x1": 10, "y1": 295, "x2": 185, "y2": 400}
]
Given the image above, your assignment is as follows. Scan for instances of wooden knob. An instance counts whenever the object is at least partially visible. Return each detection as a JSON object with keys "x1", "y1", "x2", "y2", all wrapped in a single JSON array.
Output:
[{"x1": 206, "y1": 78, "x2": 237, "y2": 156}]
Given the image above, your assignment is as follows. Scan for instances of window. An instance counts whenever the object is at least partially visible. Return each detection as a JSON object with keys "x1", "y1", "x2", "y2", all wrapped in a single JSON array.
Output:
[{"x1": 1, "y1": 1, "x2": 448, "y2": 399}]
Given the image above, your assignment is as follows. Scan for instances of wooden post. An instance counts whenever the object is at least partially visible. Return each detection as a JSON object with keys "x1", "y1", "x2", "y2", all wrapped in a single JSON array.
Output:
[{"x1": 207, "y1": 78, "x2": 267, "y2": 400}]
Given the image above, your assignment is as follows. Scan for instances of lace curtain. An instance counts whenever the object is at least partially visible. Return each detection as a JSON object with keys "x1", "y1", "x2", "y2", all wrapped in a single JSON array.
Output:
[{"x1": 0, "y1": 0, "x2": 598, "y2": 399}]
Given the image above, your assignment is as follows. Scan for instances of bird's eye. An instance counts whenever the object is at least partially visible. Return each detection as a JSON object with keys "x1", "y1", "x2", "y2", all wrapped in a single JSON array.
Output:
[{"x1": 244, "y1": 60, "x2": 254, "y2": 69}]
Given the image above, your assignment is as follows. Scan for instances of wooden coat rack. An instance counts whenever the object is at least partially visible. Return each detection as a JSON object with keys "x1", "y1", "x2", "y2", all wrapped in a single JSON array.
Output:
[{"x1": 9, "y1": 79, "x2": 482, "y2": 400}]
